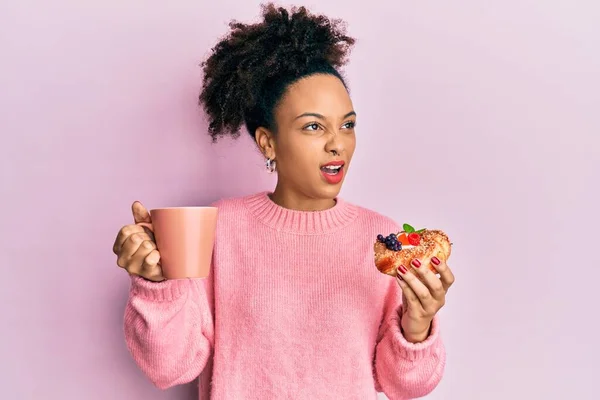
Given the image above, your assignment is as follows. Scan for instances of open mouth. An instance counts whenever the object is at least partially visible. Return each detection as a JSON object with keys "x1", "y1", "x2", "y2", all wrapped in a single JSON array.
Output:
[
  {"x1": 319, "y1": 161, "x2": 346, "y2": 184},
  {"x1": 320, "y1": 164, "x2": 343, "y2": 175}
]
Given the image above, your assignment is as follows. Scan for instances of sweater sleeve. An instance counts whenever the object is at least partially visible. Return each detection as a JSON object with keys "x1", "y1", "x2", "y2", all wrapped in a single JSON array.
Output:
[
  {"x1": 373, "y1": 277, "x2": 446, "y2": 399},
  {"x1": 123, "y1": 272, "x2": 214, "y2": 390}
]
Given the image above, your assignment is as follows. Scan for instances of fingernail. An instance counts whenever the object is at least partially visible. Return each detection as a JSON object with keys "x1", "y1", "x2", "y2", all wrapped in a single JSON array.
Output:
[
  {"x1": 411, "y1": 259, "x2": 421, "y2": 268},
  {"x1": 398, "y1": 265, "x2": 408, "y2": 274},
  {"x1": 431, "y1": 257, "x2": 440, "y2": 266}
]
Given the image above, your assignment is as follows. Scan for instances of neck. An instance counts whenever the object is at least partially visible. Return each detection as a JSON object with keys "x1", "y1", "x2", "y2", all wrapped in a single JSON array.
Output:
[{"x1": 271, "y1": 182, "x2": 336, "y2": 211}]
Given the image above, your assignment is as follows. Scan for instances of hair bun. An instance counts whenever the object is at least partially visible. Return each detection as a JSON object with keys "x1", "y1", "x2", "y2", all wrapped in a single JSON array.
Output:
[
  {"x1": 199, "y1": 3, "x2": 355, "y2": 141},
  {"x1": 259, "y1": 4, "x2": 353, "y2": 71}
]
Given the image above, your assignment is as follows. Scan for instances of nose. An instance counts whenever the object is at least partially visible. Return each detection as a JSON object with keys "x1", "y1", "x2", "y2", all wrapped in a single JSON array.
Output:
[{"x1": 324, "y1": 131, "x2": 344, "y2": 156}]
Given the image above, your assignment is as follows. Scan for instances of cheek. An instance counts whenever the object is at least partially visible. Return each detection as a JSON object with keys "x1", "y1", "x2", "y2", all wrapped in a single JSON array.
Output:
[
  {"x1": 278, "y1": 138, "x2": 321, "y2": 172},
  {"x1": 345, "y1": 134, "x2": 357, "y2": 157}
]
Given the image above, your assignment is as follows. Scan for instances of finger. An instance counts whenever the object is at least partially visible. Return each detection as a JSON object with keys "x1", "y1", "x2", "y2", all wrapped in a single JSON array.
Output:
[
  {"x1": 396, "y1": 264, "x2": 433, "y2": 306},
  {"x1": 127, "y1": 240, "x2": 156, "y2": 274},
  {"x1": 113, "y1": 224, "x2": 146, "y2": 255},
  {"x1": 396, "y1": 274, "x2": 420, "y2": 306},
  {"x1": 411, "y1": 258, "x2": 446, "y2": 300},
  {"x1": 132, "y1": 201, "x2": 152, "y2": 224},
  {"x1": 431, "y1": 256, "x2": 455, "y2": 292},
  {"x1": 396, "y1": 273, "x2": 426, "y2": 317},
  {"x1": 116, "y1": 232, "x2": 152, "y2": 268},
  {"x1": 140, "y1": 250, "x2": 164, "y2": 281},
  {"x1": 131, "y1": 201, "x2": 155, "y2": 240}
]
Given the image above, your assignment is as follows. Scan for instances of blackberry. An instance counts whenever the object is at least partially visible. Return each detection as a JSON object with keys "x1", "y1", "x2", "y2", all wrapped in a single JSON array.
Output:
[{"x1": 380, "y1": 232, "x2": 403, "y2": 251}]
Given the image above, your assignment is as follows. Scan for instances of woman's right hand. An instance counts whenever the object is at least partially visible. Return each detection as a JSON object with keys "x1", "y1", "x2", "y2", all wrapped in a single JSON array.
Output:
[{"x1": 113, "y1": 201, "x2": 165, "y2": 282}]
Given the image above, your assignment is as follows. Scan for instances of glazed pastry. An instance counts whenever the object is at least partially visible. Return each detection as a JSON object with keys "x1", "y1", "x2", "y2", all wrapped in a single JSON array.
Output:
[{"x1": 374, "y1": 223, "x2": 451, "y2": 277}]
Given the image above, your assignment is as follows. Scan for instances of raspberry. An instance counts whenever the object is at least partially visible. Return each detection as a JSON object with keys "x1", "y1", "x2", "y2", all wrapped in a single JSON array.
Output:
[{"x1": 408, "y1": 232, "x2": 421, "y2": 246}]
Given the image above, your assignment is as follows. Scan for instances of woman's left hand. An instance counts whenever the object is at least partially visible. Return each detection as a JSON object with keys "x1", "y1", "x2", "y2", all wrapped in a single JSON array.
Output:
[{"x1": 395, "y1": 257, "x2": 455, "y2": 343}]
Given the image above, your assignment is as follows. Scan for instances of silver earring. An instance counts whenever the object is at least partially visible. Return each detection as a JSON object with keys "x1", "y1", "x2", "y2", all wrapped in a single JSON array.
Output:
[{"x1": 265, "y1": 158, "x2": 276, "y2": 173}]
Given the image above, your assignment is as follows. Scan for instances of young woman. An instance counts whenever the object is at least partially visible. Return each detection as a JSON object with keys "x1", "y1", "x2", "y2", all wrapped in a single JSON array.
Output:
[{"x1": 113, "y1": 4, "x2": 455, "y2": 399}]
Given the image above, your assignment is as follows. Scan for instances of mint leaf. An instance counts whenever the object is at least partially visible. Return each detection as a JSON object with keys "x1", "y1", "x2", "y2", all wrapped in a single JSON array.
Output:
[
  {"x1": 403, "y1": 223, "x2": 415, "y2": 233},
  {"x1": 416, "y1": 228, "x2": 426, "y2": 234}
]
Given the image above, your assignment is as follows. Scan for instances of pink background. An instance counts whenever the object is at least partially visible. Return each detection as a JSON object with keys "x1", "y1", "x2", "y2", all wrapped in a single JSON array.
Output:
[{"x1": 1, "y1": 1, "x2": 598, "y2": 399}]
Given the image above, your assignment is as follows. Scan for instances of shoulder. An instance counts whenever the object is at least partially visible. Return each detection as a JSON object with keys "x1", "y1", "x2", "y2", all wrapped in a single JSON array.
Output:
[
  {"x1": 210, "y1": 195, "x2": 244, "y2": 210},
  {"x1": 342, "y1": 199, "x2": 400, "y2": 233},
  {"x1": 210, "y1": 192, "x2": 257, "y2": 216}
]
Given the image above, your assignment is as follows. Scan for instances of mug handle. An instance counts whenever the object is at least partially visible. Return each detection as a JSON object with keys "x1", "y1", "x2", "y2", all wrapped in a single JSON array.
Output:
[
  {"x1": 136, "y1": 221, "x2": 154, "y2": 233},
  {"x1": 135, "y1": 221, "x2": 156, "y2": 240}
]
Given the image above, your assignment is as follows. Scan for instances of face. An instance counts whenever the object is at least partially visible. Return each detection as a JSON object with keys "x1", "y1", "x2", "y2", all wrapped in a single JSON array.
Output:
[{"x1": 256, "y1": 74, "x2": 357, "y2": 205}]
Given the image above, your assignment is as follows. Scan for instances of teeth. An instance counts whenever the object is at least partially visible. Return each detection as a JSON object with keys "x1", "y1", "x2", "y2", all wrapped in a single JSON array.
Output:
[{"x1": 323, "y1": 165, "x2": 341, "y2": 170}]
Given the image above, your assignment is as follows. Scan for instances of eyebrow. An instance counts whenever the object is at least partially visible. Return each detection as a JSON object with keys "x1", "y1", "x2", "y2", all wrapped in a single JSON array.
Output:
[{"x1": 294, "y1": 111, "x2": 357, "y2": 120}]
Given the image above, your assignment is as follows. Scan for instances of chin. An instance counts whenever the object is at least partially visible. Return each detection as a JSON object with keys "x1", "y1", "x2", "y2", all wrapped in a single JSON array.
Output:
[{"x1": 316, "y1": 183, "x2": 343, "y2": 200}]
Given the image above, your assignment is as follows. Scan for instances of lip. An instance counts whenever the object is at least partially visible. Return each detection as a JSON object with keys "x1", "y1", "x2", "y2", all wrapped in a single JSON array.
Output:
[
  {"x1": 320, "y1": 161, "x2": 345, "y2": 185},
  {"x1": 320, "y1": 160, "x2": 345, "y2": 167}
]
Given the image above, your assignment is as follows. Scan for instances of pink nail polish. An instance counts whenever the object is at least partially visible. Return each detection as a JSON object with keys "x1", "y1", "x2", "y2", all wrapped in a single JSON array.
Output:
[
  {"x1": 411, "y1": 259, "x2": 421, "y2": 268},
  {"x1": 431, "y1": 257, "x2": 440, "y2": 266}
]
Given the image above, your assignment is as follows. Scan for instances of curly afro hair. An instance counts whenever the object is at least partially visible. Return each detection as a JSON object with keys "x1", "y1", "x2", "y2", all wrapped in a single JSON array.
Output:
[{"x1": 199, "y1": 3, "x2": 356, "y2": 142}]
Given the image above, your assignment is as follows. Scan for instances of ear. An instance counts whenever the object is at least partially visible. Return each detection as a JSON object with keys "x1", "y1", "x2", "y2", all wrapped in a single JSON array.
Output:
[{"x1": 255, "y1": 127, "x2": 276, "y2": 159}]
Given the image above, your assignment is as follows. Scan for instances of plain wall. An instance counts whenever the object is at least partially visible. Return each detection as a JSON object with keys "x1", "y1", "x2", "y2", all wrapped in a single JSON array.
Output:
[{"x1": 1, "y1": 0, "x2": 598, "y2": 399}]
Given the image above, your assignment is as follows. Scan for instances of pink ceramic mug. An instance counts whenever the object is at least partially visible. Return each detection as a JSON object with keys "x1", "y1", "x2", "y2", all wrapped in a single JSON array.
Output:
[{"x1": 138, "y1": 207, "x2": 218, "y2": 279}]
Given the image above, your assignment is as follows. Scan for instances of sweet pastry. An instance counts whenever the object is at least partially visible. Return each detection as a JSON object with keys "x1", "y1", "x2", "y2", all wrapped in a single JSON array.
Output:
[{"x1": 374, "y1": 223, "x2": 452, "y2": 277}]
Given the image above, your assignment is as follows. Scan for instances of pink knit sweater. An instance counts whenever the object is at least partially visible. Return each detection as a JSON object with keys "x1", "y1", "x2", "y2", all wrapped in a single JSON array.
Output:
[{"x1": 124, "y1": 192, "x2": 445, "y2": 399}]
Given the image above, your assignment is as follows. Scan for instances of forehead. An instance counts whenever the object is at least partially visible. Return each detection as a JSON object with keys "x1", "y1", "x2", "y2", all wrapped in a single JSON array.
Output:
[{"x1": 277, "y1": 74, "x2": 353, "y2": 118}]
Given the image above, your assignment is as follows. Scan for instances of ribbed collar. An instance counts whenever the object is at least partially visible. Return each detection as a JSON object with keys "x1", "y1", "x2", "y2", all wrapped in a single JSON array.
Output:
[{"x1": 244, "y1": 191, "x2": 359, "y2": 235}]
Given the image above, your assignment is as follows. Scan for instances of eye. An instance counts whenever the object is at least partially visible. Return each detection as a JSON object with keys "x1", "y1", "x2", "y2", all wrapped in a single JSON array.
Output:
[
  {"x1": 342, "y1": 121, "x2": 356, "y2": 130},
  {"x1": 303, "y1": 122, "x2": 321, "y2": 131}
]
